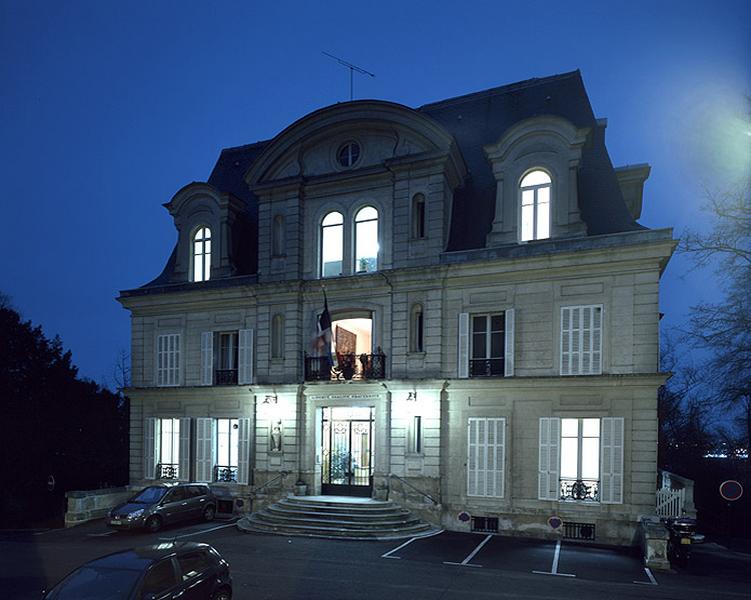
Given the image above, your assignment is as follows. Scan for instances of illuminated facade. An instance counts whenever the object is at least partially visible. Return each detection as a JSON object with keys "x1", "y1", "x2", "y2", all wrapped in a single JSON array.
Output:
[{"x1": 118, "y1": 71, "x2": 674, "y2": 544}]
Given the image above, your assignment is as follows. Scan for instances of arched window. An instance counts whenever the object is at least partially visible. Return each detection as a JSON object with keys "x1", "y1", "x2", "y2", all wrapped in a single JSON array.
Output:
[
  {"x1": 192, "y1": 226, "x2": 211, "y2": 282},
  {"x1": 410, "y1": 304, "x2": 424, "y2": 352},
  {"x1": 272, "y1": 215, "x2": 285, "y2": 257},
  {"x1": 271, "y1": 314, "x2": 284, "y2": 359},
  {"x1": 412, "y1": 194, "x2": 426, "y2": 239},
  {"x1": 354, "y1": 206, "x2": 378, "y2": 273},
  {"x1": 520, "y1": 170, "x2": 551, "y2": 242},
  {"x1": 320, "y1": 211, "x2": 344, "y2": 277}
]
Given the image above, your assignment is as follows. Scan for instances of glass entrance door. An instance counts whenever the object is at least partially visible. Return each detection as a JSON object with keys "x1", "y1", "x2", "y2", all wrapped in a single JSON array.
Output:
[{"x1": 321, "y1": 406, "x2": 373, "y2": 496}]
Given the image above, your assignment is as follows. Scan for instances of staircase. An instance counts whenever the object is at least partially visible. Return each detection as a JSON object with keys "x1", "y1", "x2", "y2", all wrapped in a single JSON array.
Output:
[{"x1": 238, "y1": 495, "x2": 441, "y2": 541}]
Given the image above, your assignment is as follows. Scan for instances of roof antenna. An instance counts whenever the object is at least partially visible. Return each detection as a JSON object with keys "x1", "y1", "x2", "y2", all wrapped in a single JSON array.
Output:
[{"x1": 322, "y1": 52, "x2": 375, "y2": 101}]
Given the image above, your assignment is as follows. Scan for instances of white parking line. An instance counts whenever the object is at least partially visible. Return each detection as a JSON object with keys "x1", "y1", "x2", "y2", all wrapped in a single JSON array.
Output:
[
  {"x1": 158, "y1": 522, "x2": 236, "y2": 541},
  {"x1": 443, "y1": 533, "x2": 492, "y2": 567},
  {"x1": 532, "y1": 540, "x2": 576, "y2": 578},
  {"x1": 381, "y1": 536, "x2": 420, "y2": 559},
  {"x1": 87, "y1": 531, "x2": 117, "y2": 537},
  {"x1": 634, "y1": 567, "x2": 658, "y2": 586}
]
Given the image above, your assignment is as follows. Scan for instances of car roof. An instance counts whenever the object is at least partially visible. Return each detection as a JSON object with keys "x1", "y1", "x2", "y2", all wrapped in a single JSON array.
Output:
[{"x1": 86, "y1": 542, "x2": 211, "y2": 570}]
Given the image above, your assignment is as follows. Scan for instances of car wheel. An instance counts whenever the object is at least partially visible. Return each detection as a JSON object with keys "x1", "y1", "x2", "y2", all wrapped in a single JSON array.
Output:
[
  {"x1": 145, "y1": 515, "x2": 162, "y2": 533},
  {"x1": 211, "y1": 588, "x2": 231, "y2": 600},
  {"x1": 203, "y1": 505, "x2": 216, "y2": 522}
]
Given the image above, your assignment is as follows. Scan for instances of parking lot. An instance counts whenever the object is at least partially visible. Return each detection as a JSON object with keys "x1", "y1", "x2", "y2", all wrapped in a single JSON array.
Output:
[{"x1": 3, "y1": 519, "x2": 751, "y2": 599}]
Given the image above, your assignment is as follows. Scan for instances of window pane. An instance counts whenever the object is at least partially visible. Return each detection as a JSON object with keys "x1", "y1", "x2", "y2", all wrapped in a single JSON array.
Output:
[
  {"x1": 355, "y1": 206, "x2": 378, "y2": 221},
  {"x1": 472, "y1": 332, "x2": 486, "y2": 359},
  {"x1": 537, "y1": 195, "x2": 550, "y2": 239},
  {"x1": 490, "y1": 331, "x2": 502, "y2": 358},
  {"x1": 521, "y1": 189, "x2": 535, "y2": 206},
  {"x1": 355, "y1": 218, "x2": 378, "y2": 272},
  {"x1": 230, "y1": 419, "x2": 239, "y2": 466},
  {"x1": 521, "y1": 170, "x2": 551, "y2": 187},
  {"x1": 582, "y1": 418, "x2": 600, "y2": 437},
  {"x1": 561, "y1": 418, "x2": 578, "y2": 437},
  {"x1": 582, "y1": 438, "x2": 599, "y2": 479},
  {"x1": 521, "y1": 203, "x2": 534, "y2": 241},
  {"x1": 321, "y1": 217, "x2": 343, "y2": 277},
  {"x1": 560, "y1": 438, "x2": 578, "y2": 479},
  {"x1": 322, "y1": 212, "x2": 343, "y2": 226}
]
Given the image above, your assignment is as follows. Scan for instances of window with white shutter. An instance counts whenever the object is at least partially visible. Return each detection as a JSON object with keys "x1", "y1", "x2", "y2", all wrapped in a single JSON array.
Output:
[
  {"x1": 236, "y1": 418, "x2": 252, "y2": 484},
  {"x1": 600, "y1": 417, "x2": 624, "y2": 504},
  {"x1": 504, "y1": 309, "x2": 515, "y2": 377},
  {"x1": 457, "y1": 313, "x2": 469, "y2": 378},
  {"x1": 178, "y1": 417, "x2": 191, "y2": 481},
  {"x1": 144, "y1": 418, "x2": 159, "y2": 479},
  {"x1": 238, "y1": 329, "x2": 254, "y2": 385},
  {"x1": 200, "y1": 332, "x2": 213, "y2": 386},
  {"x1": 538, "y1": 417, "x2": 560, "y2": 500},
  {"x1": 195, "y1": 418, "x2": 216, "y2": 483},
  {"x1": 467, "y1": 417, "x2": 505, "y2": 498},
  {"x1": 156, "y1": 333, "x2": 181, "y2": 386},
  {"x1": 560, "y1": 305, "x2": 602, "y2": 375}
]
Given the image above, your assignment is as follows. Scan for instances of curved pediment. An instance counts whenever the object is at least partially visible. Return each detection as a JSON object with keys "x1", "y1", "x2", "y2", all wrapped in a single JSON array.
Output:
[{"x1": 245, "y1": 101, "x2": 460, "y2": 186}]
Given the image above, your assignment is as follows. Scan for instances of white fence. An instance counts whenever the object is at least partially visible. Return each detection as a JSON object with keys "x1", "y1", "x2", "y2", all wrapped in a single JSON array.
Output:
[{"x1": 656, "y1": 487, "x2": 686, "y2": 518}]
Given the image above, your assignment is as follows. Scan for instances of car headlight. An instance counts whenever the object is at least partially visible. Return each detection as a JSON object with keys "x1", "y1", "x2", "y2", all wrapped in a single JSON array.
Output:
[{"x1": 127, "y1": 509, "x2": 145, "y2": 520}]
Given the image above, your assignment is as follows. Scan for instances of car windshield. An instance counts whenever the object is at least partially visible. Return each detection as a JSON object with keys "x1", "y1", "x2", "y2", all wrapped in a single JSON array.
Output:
[
  {"x1": 45, "y1": 566, "x2": 140, "y2": 599},
  {"x1": 131, "y1": 486, "x2": 168, "y2": 504}
]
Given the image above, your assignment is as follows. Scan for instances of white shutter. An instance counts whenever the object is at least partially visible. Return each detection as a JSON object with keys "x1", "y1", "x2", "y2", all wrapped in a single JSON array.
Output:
[
  {"x1": 178, "y1": 417, "x2": 191, "y2": 481},
  {"x1": 504, "y1": 308, "x2": 515, "y2": 377},
  {"x1": 237, "y1": 417, "x2": 251, "y2": 484},
  {"x1": 195, "y1": 418, "x2": 215, "y2": 483},
  {"x1": 457, "y1": 313, "x2": 469, "y2": 379},
  {"x1": 200, "y1": 332, "x2": 214, "y2": 386},
  {"x1": 467, "y1": 417, "x2": 505, "y2": 498},
  {"x1": 538, "y1": 417, "x2": 560, "y2": 500},
  {"x1": 592, "y1": 306, "x2": 602, "y2": 374},
  {"x1": 238, "y1": 329, "x2": 254, "y2": 385},
  {"x1": 144, "y1": 418, "x2": 159, "y2": 479},
  {"x1": 560, "y1": 307, "x2": 571, "y2": 375},
  {"x1": 600, "y1": 417, "x2": 624, "y2": 504}
]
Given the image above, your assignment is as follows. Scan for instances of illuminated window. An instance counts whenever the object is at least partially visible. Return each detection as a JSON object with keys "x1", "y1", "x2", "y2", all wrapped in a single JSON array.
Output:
[
  {"x1": 354, "y1": 206, "x2": 378, "y2": 273},
  {"x1": 158, "y1": 418, "x2": 180, "y2": 478},
  {"x1": 320, "y1": 212, "x2": 344, "y2": 277},
  {"x1": 520, "y1": 170, "x2": 551, "y2": 242},
  {"x1": 192, "y1": 226, "x2": 212, "y2": 282},
  {"x1": 215, "y1": 418, "x2": 239, "y2": 482},
  {"x1": 412, "y1": 193, "x2": 426, "y2": 239},
  {"x1": 560, "y1": 418, "x2": 600, "y2": 501}
]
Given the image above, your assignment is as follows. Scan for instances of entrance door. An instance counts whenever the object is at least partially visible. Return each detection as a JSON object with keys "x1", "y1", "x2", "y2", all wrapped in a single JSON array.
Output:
[{"x1": 321, "y1": 407, "x2": 373, "y2": 497}]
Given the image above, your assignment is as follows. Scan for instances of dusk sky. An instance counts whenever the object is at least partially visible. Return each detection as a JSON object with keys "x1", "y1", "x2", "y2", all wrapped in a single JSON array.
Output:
[{"x1": 1, "y1": 1, "x2": 749, "y2": 384}]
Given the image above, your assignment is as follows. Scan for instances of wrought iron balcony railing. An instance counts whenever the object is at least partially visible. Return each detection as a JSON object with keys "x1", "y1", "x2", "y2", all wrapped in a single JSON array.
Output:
[
  {"x1": 470, "y1": 358, "x2": 505, "y2": 377},
  {"x1": 215, "y1": 369, "x2": 238, "y2": 385},
  {"x1": 304, "y1": 349, "x2": 386, "y2": 381},
  {"x1": 157, "y1": 463, "x2": 179, "y2": 480},
  {"x1": 560, "y1": 477, "x2": 599, "y2": 502},
  {"x1": 214, "y1": 465, "x2": 238, "y2": 483}
]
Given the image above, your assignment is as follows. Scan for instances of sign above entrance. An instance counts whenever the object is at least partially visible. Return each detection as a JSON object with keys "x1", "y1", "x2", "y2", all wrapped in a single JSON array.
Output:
[{"x1": 307, "y1": 392, "x2": 382, "y2": 402}]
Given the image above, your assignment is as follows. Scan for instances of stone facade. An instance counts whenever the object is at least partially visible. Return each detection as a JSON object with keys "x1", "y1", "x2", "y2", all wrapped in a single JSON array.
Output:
[{"x1": 118, "y1": 71, "x2": 675, "y2": 545}]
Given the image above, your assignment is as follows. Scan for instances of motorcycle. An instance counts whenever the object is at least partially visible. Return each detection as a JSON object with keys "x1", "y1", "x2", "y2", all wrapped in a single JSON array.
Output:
[{"x1": 665, "y1": 516, "x2": 705, "y2": 569}]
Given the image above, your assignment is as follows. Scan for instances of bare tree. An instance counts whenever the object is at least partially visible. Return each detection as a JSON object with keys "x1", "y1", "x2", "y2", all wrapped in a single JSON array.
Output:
[{"x1": 680, "y1": 179, "x2": 751, "y2": 449}]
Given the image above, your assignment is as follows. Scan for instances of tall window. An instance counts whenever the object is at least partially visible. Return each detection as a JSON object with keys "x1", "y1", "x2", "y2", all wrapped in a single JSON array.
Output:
[
  {"x1": 560, "y1": 418, "x2": 600, "y2": 501},
  {"x1": 159, "y1": 418, "x2": 180, "y2": 479},
  {"x1": 321, "y1": 211, "x2": 344, "y2": 277},
  {"x1": 219, "y1": 332, "x2": 237, "y2": 370},
  {"x1": 271, "y1": 314, "x2": 284, "y2": 359},
  {"x1": 192, "y1": 226, "x2": 211, "y2": 282},
  {"x1": 410, "y1": 304, "x2": 424, "y2": 352},
  {"x1": 272, "y1": 215, "x2": 285, "y2": 257},
  {"x1": 216, "y1": 418, "x2": 239, "y2": 482},
  {"x1": 560, "y1": 305, "x2": 603, "y2": 375},
  {"x1": 355, "y1": 206, "x2": 378, "y2": 273},
  {"x1": 412, "y1": 193, "x2": 426, "y2": 239},
  {"x1": 157, "y1": 333, "x2": 180, "y2": 386},
  {"x1": 520, "y1": 170, "x2": 551, "y2": 242},
  {"x1": 470, "y1": 314, "x2": 504, "y2": 377}
]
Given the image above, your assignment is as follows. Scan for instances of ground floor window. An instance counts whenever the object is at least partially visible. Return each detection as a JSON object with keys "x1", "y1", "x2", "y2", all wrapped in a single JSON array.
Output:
[
  {"x1": 194, "y1": 417, "x2": 251, "y2": 485},
  {"x1": 215, "y1": 418, "x2": 239, "y2": 482},
  {"x1": 158, "y1": 418, "x2": 180, "y2": 479},
  {"x1": 467, "y1": 417, "x2": 506, "y2": 498},
  {"x1": 560, "y1": 418, "x2": 600, "y2": 501}
]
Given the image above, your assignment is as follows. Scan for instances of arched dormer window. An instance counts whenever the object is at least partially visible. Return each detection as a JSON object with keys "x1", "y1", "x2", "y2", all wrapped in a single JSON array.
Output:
[
  {"x1": 354, "y1": 206, "x2": 378, "y2": 273},
  {"x1": 272, "y1": 215, "x2": 285, "y2": 257},
  {"x1": 320, "y1": 211, "x2": 344, "y2": 277},
  {"x1": 192, "y1": 226, "x2": 211, "y2": 282},
  {"x1": 271, "y1": 313, "x2": 284, "y2": 359},
  {"x1": 520, "y1": 170, "x2": 551, "y2": 242},
  {"x1": 412, "y1": 193, "x2": 426, "y2": 239}
]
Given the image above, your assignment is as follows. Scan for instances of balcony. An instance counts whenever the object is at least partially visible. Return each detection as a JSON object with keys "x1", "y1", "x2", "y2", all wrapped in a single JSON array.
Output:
[
  {"x1": 560, "y1": 478, "x2": 599, "y2": 502},
  {"x1": 214, "y1": 465, "x2": 238, "y2": 483},
  {"x1": 216, "y1": 369, "x2": 238, "y2": 385},
  {"x1": 157, "y1": 463, "x2": 179, "y2": 480},
  {"x1": 305, "y1": 349, "x2": 386, "y2": 381},
  {"x1": 470, "y1": 358, "x2": 504, "y2": 377}
]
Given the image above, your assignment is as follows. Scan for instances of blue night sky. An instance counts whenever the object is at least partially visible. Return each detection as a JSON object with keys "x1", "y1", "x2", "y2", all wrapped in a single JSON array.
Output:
[{"x1": 1, "y1": 1, "x2": 749, "y2": 384}]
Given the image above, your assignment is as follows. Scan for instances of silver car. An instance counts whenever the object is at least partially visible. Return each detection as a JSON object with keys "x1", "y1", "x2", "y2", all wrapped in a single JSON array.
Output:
[{"x1": 107, "y1": 483, "x2": 217, "y2": 532}]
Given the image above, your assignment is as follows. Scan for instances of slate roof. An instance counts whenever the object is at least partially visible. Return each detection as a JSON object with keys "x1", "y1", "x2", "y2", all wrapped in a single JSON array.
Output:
[{"x1": 140, "y1": 70, "x2": 643, "y2": 288}]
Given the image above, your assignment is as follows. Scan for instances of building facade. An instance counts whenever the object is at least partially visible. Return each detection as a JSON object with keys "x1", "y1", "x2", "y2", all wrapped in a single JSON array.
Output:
[{"x1": 118, "y1": 71, "x2": 675, "y2": 544}]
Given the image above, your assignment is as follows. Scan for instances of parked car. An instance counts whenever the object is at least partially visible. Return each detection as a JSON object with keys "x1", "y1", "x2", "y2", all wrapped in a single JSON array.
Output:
[
  {"x1": 42, "y1": 541, "x2": 232, "y2": 599},
  {"x1": 108, "y1": 483, "x2": 217, "y2": 532}
]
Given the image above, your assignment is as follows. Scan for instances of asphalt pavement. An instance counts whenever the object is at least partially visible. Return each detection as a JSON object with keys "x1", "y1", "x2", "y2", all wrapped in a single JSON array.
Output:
[{"x1": 2, "y1": 517, "x2": 751, "y2": 599}]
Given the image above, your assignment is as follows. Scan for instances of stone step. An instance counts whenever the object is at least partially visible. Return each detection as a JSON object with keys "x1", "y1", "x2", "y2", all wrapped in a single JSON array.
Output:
[
  {"x1": 254, "y1": 510, "x2": 421, "y2": 530},
  {"x1": 267, "y1": 504, "x2": 412, "y2": 522},
  {"x1": 281, "y1": 497, "x2": 397, "y2": 512},
  {"x1": 241, "y1": 516, "x2": 437, "y2": 541}
]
